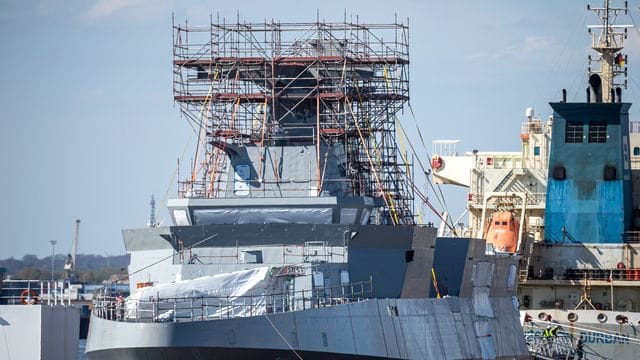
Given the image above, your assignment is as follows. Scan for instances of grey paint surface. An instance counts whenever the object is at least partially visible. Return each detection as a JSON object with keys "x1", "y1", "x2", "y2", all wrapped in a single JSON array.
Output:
[
  {"x1": 86, "y1": 297, "x2": 529, "y2": 360},
  {"x1": 431, "y1": 237, "x2": 471, "y2": 297},
  {"x1": 0, "y1": 305, "x2": 80, "y2": 360}
]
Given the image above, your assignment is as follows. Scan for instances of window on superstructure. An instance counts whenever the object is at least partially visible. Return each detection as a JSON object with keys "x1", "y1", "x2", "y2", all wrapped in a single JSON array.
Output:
[
  {"x1": 565, "y1": 122, "x2": 583, "y2": 143},
  {"x1": 634, "y1": 147, "x2": 640, "y2": 156},
  {"x1": 588, "y1": 122, "x2": 607, "y2": 143}
]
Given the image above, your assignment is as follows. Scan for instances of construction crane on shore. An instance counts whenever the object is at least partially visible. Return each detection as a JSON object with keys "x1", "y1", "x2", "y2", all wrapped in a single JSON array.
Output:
[{"x1": 64, "y1": 219, "x2": 80, "y2": 281}]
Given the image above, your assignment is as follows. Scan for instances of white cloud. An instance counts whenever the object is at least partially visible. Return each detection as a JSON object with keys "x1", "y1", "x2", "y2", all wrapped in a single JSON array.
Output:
[
  {"x1": 86, "y1": 0, "x2": 137, "y2": 19},
  {"x1": 469, "y1": 35, "x2": 552, "y2": 61}
]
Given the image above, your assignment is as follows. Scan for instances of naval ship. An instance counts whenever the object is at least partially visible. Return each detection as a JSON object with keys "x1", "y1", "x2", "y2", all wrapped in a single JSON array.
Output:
[
  {"x1": 432, "y1": 1, "x2": 640, "y2": 358},
  {"x1": 85, "y1": 16, "x2": 529, "y2": 360}
]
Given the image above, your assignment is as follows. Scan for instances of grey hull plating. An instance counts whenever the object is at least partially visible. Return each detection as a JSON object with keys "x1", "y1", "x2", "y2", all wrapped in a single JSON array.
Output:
[
  {"x1": 86, "y1": 297, "x2": 528, "y2": 360},
  {"x1": 87, "y1": 348, "x2": 390, "y2": 360}
]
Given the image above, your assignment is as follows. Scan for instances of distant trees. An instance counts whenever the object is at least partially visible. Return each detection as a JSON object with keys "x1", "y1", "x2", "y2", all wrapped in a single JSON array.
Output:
[
  {"x1": 1, "y1": 254, "x2": 129, "y2": 284},
  {"x1": 14, "y1": 267, "x2": 48, "y2": 280},
  {"x1": 21, "y1": 254, "x2": 39, "y2": 267}
]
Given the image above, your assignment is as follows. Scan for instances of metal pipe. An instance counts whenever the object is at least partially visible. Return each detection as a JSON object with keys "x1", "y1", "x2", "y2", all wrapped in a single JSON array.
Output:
[{"x1": 50, "y1": 240, "x2": 57, "y2": 284}]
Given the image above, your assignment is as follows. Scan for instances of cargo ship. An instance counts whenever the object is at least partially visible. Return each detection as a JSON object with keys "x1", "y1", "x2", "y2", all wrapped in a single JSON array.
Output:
[{"x1": 432, "y1": 1, "x2": 640, "y2": 358}]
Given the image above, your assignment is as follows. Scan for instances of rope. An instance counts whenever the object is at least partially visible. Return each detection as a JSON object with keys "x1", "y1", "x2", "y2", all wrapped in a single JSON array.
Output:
[
  {"x1": 405, "y1": 102, "x2": 448, "y2": 212},
  {"x1": 190, "y1": 66, "x2": 218, "y2": 183},
  {"x1": 344, "y1": 96, "x2": 397, "y2": 225},
  {"x1": 207, "y1": 67, "x2": 240, "y2": 197},
  {"x1": 257, "y1": 97, "x2": 269, "y2": 186},
  {"x1": 155, "y1": 136, "x2": 193, "y2": 223},
  {"x1": 263, "y1": 314, "x2": 304, "y2": 360},
  {"x1": 395, "y1": 121, "x2": 423, "y2": 223},
  {"x1": 384, "y1": 66, "x2": 416, "y2": 223},
  {"x1": 398, "y1": 102, "x2": 457, "y2": 232},
  {"x1": 351, "y1": 70, "x2": 400, "y2": 224},
  {"x1": 628, "y1": 11, "x2": 640, "y2": 39}
]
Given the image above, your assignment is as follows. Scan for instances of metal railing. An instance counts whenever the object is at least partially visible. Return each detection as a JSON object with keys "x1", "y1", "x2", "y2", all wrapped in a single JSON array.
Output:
[
  {"x1": 524, "y1": 330, "x2": 576, "y2": 360},
  {"x1": 93, "y1": 279, "x2": 373, "y2": 323},
  {"x1": 526, "y1": 267, "x2": 640, "y2": 282},
  {"x1": 468, "y1": 192, "x2": 546, "y2": 207},
  {"x1": 623, "y1": 231, "x2": 640, "y2": 244},
  {"x1": 0, "y1": 279, "x2": 72, "y2": 306}
]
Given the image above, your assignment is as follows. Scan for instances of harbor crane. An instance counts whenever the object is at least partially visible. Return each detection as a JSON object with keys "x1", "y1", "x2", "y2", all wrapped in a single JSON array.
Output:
[{"x1": 64, "y1": 219, "x2": 80, "y2": 281}]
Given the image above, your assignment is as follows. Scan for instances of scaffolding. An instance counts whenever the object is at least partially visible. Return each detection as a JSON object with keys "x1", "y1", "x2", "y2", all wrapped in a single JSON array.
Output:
[{"x1": 172, "y1": 16, "x2": 414, "y2": 224}]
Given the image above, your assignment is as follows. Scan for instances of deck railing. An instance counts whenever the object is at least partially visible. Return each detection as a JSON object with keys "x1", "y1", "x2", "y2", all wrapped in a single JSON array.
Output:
[
  {"x1": 623, "y1": 231, "x2": 640, "y2": 244},
  {"x1": 93, "y1": 279, "x2": 373, "y2": 323},
  {"x1": 524, "y1": 329, "x2": 577, "y2": 359},
  {"x1": 0, "y1": 279, "x2": 72, "y2": 306}
]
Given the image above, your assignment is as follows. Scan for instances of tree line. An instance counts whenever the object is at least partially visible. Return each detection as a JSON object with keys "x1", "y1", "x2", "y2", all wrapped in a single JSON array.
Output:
[{"x1": 0, "y1": 254, "x2": 130, "y2": 283}]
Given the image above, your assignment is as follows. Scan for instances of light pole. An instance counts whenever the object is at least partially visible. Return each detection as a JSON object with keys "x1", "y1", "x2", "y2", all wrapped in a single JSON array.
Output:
[{"x1": 50, "y1": 240, "x2": 57, "y2": 284}]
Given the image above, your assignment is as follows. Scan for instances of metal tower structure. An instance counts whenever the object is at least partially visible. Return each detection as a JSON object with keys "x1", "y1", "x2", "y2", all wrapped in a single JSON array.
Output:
[
  {"x1": 64, "y1": 219, "x2": 80, "y2": 280},
  {"x1": 587, "y1": 0, "x2": 631, "y2": 103},
  {"x1": 172, "y1": 16, "x2": 414, "y2": 224}
]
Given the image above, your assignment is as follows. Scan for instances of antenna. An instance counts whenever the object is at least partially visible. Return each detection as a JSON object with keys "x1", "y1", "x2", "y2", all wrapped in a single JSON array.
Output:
[
  {"x1": 149, "y1": 194, "x2": 157, "y2": 227},
  {"x1": 587, "y1": 0, "x2": 632, "y2": 102}
]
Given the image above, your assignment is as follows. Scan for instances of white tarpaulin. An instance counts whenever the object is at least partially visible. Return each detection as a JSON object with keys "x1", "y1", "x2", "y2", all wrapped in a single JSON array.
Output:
[{"x1": 126, "y1": 267, "x2": 280, "y2": 320}]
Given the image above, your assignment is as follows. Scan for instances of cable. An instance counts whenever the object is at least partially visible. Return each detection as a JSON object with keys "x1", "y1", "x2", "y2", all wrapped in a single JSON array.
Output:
[
  {"x1": 155, "y1": 136, "x2": 194, "y2": 223},
  {"x1": 344, "y1": 95, "x2": 398, "y2": 225},
  {"x1": 403, "y1": 102, "x2": 458, "y2": 231},
  {"x1": 351, "y1": 73, "x2": 400, "y2": 225},
  {"x1": 535, "y1": 10, "x2": 588, "y2": 105},
  {"x1": 103, "y1": 233, "x2": 218, "y2": 287},
  {"x1": 263, "y1": 314, "x2": 304, "y2": 360},
  {"x1": 405, "y1": 102, "x2": 448, "y2": 211}
]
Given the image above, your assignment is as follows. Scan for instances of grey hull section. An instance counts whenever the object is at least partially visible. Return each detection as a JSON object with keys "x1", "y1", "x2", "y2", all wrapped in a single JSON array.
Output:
[
  {"x1": 87, "y1": 347, "x2": 389, "y2": 360},
  {"x1": 86, "y1": 297, "x2": 529, "y2": 360}
]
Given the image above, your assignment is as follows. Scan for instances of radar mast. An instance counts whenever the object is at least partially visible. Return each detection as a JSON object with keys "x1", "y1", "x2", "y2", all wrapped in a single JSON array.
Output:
[{"x1": 587, "y1": 0, "x2": 632, "y2": 102}]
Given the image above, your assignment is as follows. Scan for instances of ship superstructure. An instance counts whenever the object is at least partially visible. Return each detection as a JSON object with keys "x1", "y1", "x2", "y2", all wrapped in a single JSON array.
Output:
[{"x1": 85, "y1": 16, "x2": 529, "y2": 360}]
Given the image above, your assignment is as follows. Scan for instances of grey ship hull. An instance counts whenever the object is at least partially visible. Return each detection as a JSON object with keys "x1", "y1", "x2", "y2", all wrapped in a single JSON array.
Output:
[{"x1": 86, "y1": 297, "x2": 528, "y2": 360}]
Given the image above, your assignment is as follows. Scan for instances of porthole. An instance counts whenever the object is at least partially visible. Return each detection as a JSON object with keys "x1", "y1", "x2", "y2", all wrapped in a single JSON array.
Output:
[
  {"x1": 597, "y1": 313, "x2": 607, "y2": 323},
  {"x1": 538, "y1": 312, "x2": 547, "y2": 320},
  {"x1": 567, "y1": 312, "x2": 578, "y2": 322},
  {"x1": 616, "y1": 314, "x2": 628, "y2": 324}
]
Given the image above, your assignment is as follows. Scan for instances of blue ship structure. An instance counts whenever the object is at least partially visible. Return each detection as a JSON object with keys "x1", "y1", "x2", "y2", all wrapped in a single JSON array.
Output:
[{"x1": 545, "y1": 102, "x2": 633, "y2": 244}]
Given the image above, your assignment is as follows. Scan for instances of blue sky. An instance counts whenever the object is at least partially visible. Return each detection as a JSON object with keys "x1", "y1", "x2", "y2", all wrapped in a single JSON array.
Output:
[{"x1": 1, "y1": 0, "x2": 639, "y2": 258}]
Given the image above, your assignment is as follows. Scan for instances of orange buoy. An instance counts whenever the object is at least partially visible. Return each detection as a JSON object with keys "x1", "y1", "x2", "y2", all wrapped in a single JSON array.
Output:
[{"x1": 20, "y1": 289, "x2": 39, "y2": 305}]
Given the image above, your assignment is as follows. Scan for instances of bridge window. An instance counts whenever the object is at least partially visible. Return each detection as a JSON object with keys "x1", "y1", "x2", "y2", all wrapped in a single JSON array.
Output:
[
  {"x1": 588, "y1": 122, "x2": 607, "y2": 143},
  {"x1": 565, "y1": 122, "x2": 583, "y2": 143},
  {"x1": 634, "y1": 147, "x2": 640, "y2": 156}
]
